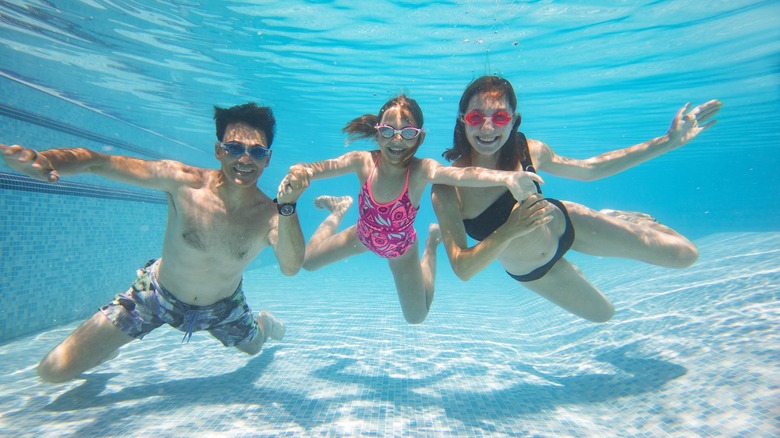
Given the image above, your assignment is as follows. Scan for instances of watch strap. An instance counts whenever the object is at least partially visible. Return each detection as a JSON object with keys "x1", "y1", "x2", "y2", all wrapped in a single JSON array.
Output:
[{"x1": 273, "y1": 198, "x2": 297, "y2": 216}]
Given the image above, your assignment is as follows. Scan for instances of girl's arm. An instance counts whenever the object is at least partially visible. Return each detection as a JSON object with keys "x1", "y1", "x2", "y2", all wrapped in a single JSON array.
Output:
[
  {"x1": 292, "y1": 151, "x2": 367, "y2": 180},
  {"x1": 279, "y1": 150, "x2": 370, "y2": 198},
  {"x1": 421, "y1": 158, "x2": 543, "y2": 201},
  {"x1": 1, "y1": 144, "x2": 198, "y2": 192},
  {"x1": 532, "y1": 99, "x2": 721, "y2": 181},
  {"x1": 431, "y1": 185, "x2": 552, "y2": 281}
]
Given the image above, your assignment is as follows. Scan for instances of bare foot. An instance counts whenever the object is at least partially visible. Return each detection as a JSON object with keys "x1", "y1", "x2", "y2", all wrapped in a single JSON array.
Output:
[
  {"x1": 314, "y1": 195, "x2": 353, "y2": 215},
  {"x1": 258, "y1": 310, "x2": 286, "y2": 342},
  {"x1": 426, "y1": 223, "x2": 442, "y2": 248}
]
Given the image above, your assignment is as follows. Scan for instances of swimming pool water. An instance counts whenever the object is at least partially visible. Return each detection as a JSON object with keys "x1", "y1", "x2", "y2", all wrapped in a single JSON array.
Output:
[
  {"x1": 1, "y1": 1, "x2": 779, "y2": 436},
  {"x1": 1, "y1": 232, "x2": 778, "y2": 436}
]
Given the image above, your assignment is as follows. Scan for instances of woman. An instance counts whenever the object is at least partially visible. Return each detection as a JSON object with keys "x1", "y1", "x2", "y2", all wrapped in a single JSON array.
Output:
[{"x1": 431, "y1": 76, "x2": 721, "y2": 322}]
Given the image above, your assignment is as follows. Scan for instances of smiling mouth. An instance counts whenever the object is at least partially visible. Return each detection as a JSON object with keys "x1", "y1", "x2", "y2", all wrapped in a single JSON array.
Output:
[
  {"x1": 233, "y1": 166, "x2": 256, "y2": 176},
  {"x1": 387, "y1": 147, "x2": 406, "y2": 156},
  {"x1": 476, "y1": 136, "x2": 499, "y2": 145}
]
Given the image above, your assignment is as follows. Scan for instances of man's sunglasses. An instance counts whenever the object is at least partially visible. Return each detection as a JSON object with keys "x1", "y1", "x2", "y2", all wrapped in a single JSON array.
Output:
[
  {"x1": 220, "y1": 141, "x2": 270, "y2": 159},
  {"x1": 462, "y1": 110, "x2": 513, "y2": 127},
  {"x1": 375, "y1": 124, "x2": 423, "y2": 140}
]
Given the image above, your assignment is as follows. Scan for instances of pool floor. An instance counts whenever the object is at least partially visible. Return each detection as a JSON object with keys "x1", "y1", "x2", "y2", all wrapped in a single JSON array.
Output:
[{"x1": 1, "y1": 232, "x2": 778, "y2": 437}]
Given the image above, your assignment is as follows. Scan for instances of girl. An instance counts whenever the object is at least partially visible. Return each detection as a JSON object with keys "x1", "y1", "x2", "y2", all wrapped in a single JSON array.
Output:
[{"x1": 281, "y1": 94, "x2": 543, "y2": 324}]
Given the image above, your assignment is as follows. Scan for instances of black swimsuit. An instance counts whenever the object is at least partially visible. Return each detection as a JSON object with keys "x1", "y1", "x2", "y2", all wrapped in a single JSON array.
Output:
[{"x1": 462, "y1": 133, "x2": 575, "y2": 282}]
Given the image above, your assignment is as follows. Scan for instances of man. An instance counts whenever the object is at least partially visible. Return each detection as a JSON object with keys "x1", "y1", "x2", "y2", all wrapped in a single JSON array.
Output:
[{"x1": 1, "y1": 102, "x2": 306, "y2": 383}]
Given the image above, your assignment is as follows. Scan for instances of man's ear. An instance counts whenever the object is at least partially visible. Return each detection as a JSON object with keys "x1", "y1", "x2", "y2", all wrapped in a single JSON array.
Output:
[
  {"x1": 264, "y1": 150, "x2": 272, "y2": 168},
  {"x1": 214, "y1": 141, "x2": 222, "y2": 158}
]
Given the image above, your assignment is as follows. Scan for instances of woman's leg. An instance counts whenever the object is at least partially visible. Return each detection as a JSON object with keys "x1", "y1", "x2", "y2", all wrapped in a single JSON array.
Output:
[
  {"x1": 565, "y1": 201, "x2": 698, "y2": 268},
  {"x1": 303, "y1": 196, "x2": 368, "y2": 271},
  {"x1": 522, "y1": 258, "x2": 615, "y2": 322}
]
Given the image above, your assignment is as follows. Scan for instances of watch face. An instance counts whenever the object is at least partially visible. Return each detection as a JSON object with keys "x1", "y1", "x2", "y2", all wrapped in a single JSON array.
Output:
[{"x1": 279, "y1": 203, "x2": 295, "y2": 216}]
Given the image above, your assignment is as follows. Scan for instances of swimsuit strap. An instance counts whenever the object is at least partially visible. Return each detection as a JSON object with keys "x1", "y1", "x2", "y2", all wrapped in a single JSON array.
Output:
[
  {"x1": 366, "y1": 152, "x2": 412, "y2": 206},
  {"x1": 517, "y1": 132, "x2": 541, "y2": 193}
]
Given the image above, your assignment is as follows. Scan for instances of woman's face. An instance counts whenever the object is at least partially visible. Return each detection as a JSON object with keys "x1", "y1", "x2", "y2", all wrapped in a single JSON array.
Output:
[
  {"x1": 376, "y1": 106, "x2": 423, "y2": 165},
  {"x1": 463, "y1": 92, "x2": 516, "y2": 157}
]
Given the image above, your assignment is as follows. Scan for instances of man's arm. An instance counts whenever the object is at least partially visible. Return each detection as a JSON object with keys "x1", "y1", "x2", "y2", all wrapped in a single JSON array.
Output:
[
  {"x1": 1, "y1": 144, "x2": 197, "y2": 192},
  {"x1": 269, "y1": 171, "x2": 307, "y2": 276}
]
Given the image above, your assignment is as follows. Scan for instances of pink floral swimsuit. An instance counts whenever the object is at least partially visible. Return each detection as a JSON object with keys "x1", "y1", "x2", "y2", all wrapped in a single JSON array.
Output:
[{"x1": 356, "y1": 158, "x2": 419, "y2": 258}]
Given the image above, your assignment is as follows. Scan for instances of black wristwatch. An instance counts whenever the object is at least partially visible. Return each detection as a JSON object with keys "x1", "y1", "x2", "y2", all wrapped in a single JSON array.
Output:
[{"x1": 274, "y1": 198, "x2": 297, "y2": 216}]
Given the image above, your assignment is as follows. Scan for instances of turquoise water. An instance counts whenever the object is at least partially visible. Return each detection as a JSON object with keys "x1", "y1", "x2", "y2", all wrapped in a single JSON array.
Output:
[{"x1": 1, "y1": 1, "x2": 778, "y2": 436}]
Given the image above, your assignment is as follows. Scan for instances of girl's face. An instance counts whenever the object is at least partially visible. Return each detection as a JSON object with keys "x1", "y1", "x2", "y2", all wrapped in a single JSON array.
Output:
[
  {"x1": 463, "y1": 92, "x2": 517, "y2": 157},
  {"x1": 376, "y1": 106, "x2": 424, "y2": 165}
]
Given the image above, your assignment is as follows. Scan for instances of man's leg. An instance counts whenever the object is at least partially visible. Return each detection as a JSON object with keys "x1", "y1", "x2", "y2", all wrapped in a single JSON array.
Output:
[
  {"x1": 38, "y1": 312, "x2": 135, "y2": 383},
  {"x1": 234, "y1": 311, "x2": 285, "y2": 355}
]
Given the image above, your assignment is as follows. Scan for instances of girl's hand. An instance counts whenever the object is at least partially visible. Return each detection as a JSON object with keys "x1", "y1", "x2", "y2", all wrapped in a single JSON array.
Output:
[
  {"x1": 276, "y1": 164, "x2": 313, "y2": 203},
  {"x1": 507, "y1": 171, "x2": 544, "y2": 202},
  {"x1": 504, "y1": 194, "x2": 554, "y2": 238},
  {"x1": 0, "y1": 144, "x2": 59, "y2": 182},
  {"x1": 666, "y1": 100, "x2": 722, "y2": 148}
]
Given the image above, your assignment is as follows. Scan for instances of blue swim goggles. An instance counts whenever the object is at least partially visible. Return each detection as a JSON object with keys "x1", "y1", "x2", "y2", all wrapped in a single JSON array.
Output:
[{"x1": 220, "y1": 141, "x2": 270, "y2": 159}]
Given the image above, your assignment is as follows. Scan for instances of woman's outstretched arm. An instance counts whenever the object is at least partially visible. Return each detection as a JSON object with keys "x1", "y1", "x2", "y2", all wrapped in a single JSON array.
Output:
[{"x1": 532, "y1": 99, "x2": 722, "y2": 181}]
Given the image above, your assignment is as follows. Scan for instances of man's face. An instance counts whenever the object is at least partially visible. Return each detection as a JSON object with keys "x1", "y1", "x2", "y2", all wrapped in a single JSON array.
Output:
[{"x1": 215, "y1": 122, "x2": 271, "y2": 187}]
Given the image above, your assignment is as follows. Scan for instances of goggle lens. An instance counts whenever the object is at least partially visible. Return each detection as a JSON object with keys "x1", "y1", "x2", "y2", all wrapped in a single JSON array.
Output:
[
  {"x1": 491, "y1": 111, "x2": 512, "y2": 125},
  {"x1": 463, "y1": 110, "x2": 513, "y2": 127},
  {"x1": 376, "y1": 125, "x2": 423, "y2": 140},
  {"x1": 221, "y1": 141, "x2": 270, "y2": 159}
]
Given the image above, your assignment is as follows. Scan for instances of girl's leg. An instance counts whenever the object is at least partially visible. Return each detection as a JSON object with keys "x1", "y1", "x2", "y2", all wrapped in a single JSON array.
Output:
[
  {"x1": 303, "y1": 196, "x2": 368, "y2": 271},
  {"x1": 565, "y1": 201, "x2": 698, "y2": 268},
  {"x1": 420, "y1": 224, "x2": 442, "y2": 310},
  {"x1": 522, "y1": 258, "x2": 615, "y2": 322},
  {"x1": 387, "y1": 242, "x2": 429, "y2": 324}
]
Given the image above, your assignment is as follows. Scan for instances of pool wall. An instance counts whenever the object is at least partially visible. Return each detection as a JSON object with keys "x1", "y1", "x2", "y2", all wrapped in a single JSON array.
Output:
[{"x1": 0, "y1": 80, "x2": 171, "y2": 343}]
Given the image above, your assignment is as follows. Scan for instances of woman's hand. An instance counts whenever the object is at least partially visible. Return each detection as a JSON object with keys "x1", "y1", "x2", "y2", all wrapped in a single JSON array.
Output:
[
  {"x1": 503, "y1": 193, "x2": 554, "y2": 239},
  {"x1": 666, "y1": 99, "x2": 722, "y2": 148}
]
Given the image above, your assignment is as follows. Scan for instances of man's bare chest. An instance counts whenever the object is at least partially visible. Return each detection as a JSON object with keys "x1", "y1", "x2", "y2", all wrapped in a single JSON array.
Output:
[{"x1": 172, "y1": 194, "x2": 267, "y2": 261}]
